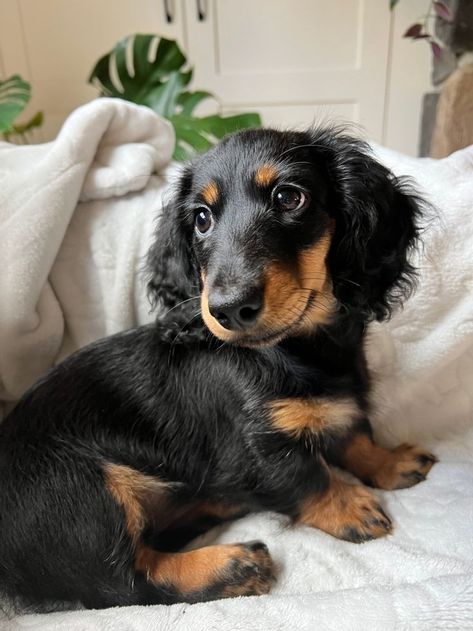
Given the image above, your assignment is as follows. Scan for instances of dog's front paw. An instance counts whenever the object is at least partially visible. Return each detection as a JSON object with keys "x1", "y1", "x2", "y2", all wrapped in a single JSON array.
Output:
[
  {"x1": 219, "y1": 541, "x2": 276, "y2": 597},
  {"x1": 300, "y1": 478, "x2": 392, "y2": 543},
  {"x1": 139, "y1": 540, "x2": 275, "y2": 603},
  {"x1": 336, "y1": 485, "x2": 393, "y2": 543},
  {"x1": 371, "y1": 444, "x2": 437, "y2": 490}
]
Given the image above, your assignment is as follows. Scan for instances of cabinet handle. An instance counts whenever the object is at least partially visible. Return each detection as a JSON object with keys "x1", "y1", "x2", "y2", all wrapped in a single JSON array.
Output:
[
  {"x1": 196, "y1": 0, "x2": 207, "y2": 21},
  {"x1": 163, "y1": 0, "x2": 174, "y2": 23}
]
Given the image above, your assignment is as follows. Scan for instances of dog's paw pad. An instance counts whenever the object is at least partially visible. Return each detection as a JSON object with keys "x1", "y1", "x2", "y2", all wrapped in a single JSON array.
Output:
[
  {"x1": 373, "y1": 444, "x2": 437, "y2": 490},
  {"x1": 338, "y1": 486, "x2": 392, "y2": 543},
  {"x1": 220, "y1": 541, "x2": 276, "y2": 597}
]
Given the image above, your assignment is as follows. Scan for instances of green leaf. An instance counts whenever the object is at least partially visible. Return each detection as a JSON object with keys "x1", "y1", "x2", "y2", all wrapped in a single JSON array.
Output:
[
  {"x1": 197, "y1": 113, "x2": 261, "y2": 137},
  {"x1": 389, "y1": 0, "x2": 400, "y2": 8},
  {"x1": 88, "y1": 34, "x2": 191, "y2": 107},
  {"x1": 11, "y1": 110, "x2": 43, "y2": 135},
  {"x1": 170, "y1": 112, "x2": 261, "y2": 160},
  {"x1": 0, "y1": 75, "x2": 31, "y2": 133},
  {"x1": 143, "y1": 70, "x2": 190, "y2": 116},
  {"x1": 177, "y1": 90, "x2": 213, "y2": 116},
  {"x1": 172, "y1": 142, "x2": 190, "y2": 161},
  {"x1": 172, "y1": 115, "x2": 213, "y2": 144},
  {"x1": 89, "y1": 34, "x2": 262, "y2": 160}
]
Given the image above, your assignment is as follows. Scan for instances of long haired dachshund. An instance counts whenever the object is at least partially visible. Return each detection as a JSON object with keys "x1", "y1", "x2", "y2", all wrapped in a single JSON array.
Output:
[{"x1": 0, "y1": 127, "x2": 436, "y2": 611}]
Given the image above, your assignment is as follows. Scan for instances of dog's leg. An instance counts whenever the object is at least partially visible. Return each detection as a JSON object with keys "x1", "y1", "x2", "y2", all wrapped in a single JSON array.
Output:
[
  {"x1": 297, "y1": 466, "x2": 392, "y2": 543},
  {"x1": 156, "y1": 501, "x2": 249, "y2": 551},
  {"x1": 334, "y1": 421, "x2": 437, "y2": 490},
  {"x1": 135, "y1": 540, "x2": 275, "y2": 602},
  {"x1": 105, "y1": 463, "x2": 273, "y2": 602}
]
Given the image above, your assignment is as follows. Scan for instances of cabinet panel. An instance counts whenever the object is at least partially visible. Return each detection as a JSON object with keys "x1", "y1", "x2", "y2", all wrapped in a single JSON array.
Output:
[
  {"x1": 216, "y1": 0, "x2": 360, "y2": 74},
  {"x1": 186, "y1": 0, "x2": 391, "y2": 141}
]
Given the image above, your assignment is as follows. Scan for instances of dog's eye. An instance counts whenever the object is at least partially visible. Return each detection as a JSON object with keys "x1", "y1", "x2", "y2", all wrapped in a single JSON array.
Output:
[
  {"x1": 275, "y1": 187, "x2": 307, "y2": 212},
  {"x1": 195, "y1": 208, "x2": 214, "y2": 235}
]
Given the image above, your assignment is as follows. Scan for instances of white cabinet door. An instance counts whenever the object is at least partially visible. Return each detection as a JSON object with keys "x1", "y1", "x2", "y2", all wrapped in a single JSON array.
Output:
[
  {"x1": 0, "y1": 0, "x2": 431, "y2": 153},
  {"x1": 0, "y1": 0, "x2": 186, "y2": 140},
  {"x1": 185, "y1": 0, "x2": 392, "y2": 141}
]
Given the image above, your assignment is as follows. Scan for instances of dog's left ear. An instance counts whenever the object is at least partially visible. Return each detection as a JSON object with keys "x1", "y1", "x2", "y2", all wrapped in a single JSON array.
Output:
[
  {"x1": 320, "y1": 133, "x2": 424, "y2": 322},
  {"x1": 146, "y1": 166, "x2": 206, "y2": 341}
]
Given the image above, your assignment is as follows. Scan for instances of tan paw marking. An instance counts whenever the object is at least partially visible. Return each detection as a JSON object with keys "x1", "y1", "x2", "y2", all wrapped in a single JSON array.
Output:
[
  {"x1": 220, "y1": 541, "x2": 276, "y2": 597},
  {"x1": 370, "y1": 444, "x2": 438, "y2": 490},
  {"x1": 341, "y1": 435, "x2": 438, "y2": 491},
  {"x1": 300, "y1": 478, "x2": 392, "y2": 543}
]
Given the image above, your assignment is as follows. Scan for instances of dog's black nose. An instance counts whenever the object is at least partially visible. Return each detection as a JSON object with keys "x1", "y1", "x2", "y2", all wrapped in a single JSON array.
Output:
[{"x1": 208, "y1": 289, "x2": 263, "y2": 331}]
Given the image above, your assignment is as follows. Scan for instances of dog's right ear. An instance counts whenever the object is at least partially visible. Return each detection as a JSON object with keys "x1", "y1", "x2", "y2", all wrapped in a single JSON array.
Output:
[{"x1": 147, "y1": 166, "x2": 204, "y2": 340}]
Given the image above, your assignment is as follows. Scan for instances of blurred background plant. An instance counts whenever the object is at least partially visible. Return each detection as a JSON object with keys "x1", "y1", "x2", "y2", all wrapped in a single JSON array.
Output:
[
  {"x1": 391, "y1": 0, "x2": 454, "y2": 58},
  {"x1": 89, "y1": 34, "x2": 261, "y2": 160},
  {"x1": 0, "y1": 75, "x2": 43, "y2": 142}
]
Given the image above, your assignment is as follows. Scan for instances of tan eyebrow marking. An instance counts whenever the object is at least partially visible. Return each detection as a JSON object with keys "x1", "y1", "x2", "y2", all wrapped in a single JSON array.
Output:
[
  {"x1": 201, "y1": 180, "x2": 219, "y2": 205},
  {"x1": 254, "y1": 164, "x2": 279, "y2": 187}
]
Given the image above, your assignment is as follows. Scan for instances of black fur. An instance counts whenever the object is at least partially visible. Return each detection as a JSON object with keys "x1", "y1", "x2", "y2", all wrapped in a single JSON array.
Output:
[{"x1": 0, "y1": 127, "x2": 425, "y2": 612}]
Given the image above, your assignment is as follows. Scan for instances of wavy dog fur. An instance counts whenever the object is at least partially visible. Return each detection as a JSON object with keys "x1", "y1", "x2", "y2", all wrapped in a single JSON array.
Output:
[{"x1": 0, "y1": 127, "x2": 436, "y2": 612}]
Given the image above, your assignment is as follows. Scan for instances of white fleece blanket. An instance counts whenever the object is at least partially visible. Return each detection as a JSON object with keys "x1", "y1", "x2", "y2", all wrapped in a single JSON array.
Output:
[
  {"x1": 0, "y1": 98, "x2": 175, "y2": 415},
  {"x1": 1, "y1": 102, "x2": 473, "y2": 630}
]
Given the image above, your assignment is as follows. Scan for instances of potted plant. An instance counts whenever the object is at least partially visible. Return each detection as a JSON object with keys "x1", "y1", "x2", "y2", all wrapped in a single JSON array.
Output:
[{"x1": 89, "y1": 34, "x2": 261, "y2": 160}]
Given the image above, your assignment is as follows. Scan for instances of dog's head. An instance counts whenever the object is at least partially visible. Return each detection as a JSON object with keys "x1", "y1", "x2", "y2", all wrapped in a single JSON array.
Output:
[{"x1": 148, "y1": 128, "x2": 422, "y2": 346}]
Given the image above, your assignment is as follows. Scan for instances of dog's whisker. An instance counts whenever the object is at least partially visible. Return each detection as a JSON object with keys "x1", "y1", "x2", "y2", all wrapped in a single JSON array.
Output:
[
  {"x1": 299, "y1": 275, "x2": 363, "y2": 290},
  {"x1": 169, "y1": 311, "x2": 202, "y2": 352},
  {"x1": 164, "y1": 295, "x2": 200, "y2": 317},
  {"x1": 214, "y1": 341, "x2": 227, "y2": 353},
  {"x1": 278, "y1": 141, "x2": 326, "y2": 157}
]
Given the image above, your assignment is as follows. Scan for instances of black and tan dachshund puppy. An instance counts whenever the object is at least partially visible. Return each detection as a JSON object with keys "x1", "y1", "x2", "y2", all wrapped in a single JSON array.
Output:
[{"x1": 0, "y1": 127, "x2": 436, "y2": 611}]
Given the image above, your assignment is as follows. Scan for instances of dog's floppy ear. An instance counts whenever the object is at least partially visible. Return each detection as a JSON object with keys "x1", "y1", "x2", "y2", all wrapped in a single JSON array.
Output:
[
  {"x1": 147, "y1": 166, "x2": 205, "y2": 341},
  {"x1": 317, "y1": 131, "x2": 424, "y2": 322}
]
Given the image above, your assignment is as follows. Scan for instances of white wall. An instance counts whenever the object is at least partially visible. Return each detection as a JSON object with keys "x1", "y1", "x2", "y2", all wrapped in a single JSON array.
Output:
[
  {"x1": 384, "y1": 0, "x2": 432, "y2": 154},
  {"x1": 0, "y1": 0, "x2": 432, "y2": 156}
]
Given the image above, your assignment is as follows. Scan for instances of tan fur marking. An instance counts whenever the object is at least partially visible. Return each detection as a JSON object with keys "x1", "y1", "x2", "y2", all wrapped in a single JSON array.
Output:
[
  {"x1": 269, "y1": 397, "x2": 358, "y2": 438},
  {"x1": 104, "y1": 464, "x2": 169, "y2": 540},
  {"x1": 135, "y1": 543, "x2": 273, "y2": 596},
  {"x1": 298, "y1": 234, "x2": 332, "y2": 290},
  {"x1": 201, "y1": 230, "x2": 336, "y2": 347},
  {"x1": 197, "y1": 501, "x2": 245, "y2": 520},
  {"x1": 262, "y1": 262, "x2": 302, "y2": 330},
  {"x1": 135, "y1": 544, "x2": 237, "y2": 592},
  {"x1": 341, "y1": 435, "x2": 437, "y2": 490},
  {"x1": 299, "y1": 474, "x2": 392, "y2": 541},
  {"x1": 254, "y1": 164, "x2": 278, "y2": 187},
  {"x1": 201, "y1": 181, "x2": 219, "y2": 205},
  {"x1": 294, "y1": 234, "x2": 336, "y2": 332}
]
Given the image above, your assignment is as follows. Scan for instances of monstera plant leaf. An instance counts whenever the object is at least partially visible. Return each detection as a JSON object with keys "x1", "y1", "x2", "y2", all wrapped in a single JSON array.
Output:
[
  {"x1": 0, "y1": 75, "x2": 43, "y2": 140},
  {"x1": 89, "y1": 34, "x2": 261, "y2": 160}
]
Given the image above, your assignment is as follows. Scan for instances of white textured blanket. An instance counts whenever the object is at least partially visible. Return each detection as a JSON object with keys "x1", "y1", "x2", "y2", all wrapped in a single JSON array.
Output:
[
  {"x1": 1, "y1": 102, "x2": 473, "y2": 630},
  {"x1": 0, "y1": 98, "x2": 174, "y2": 416}
]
